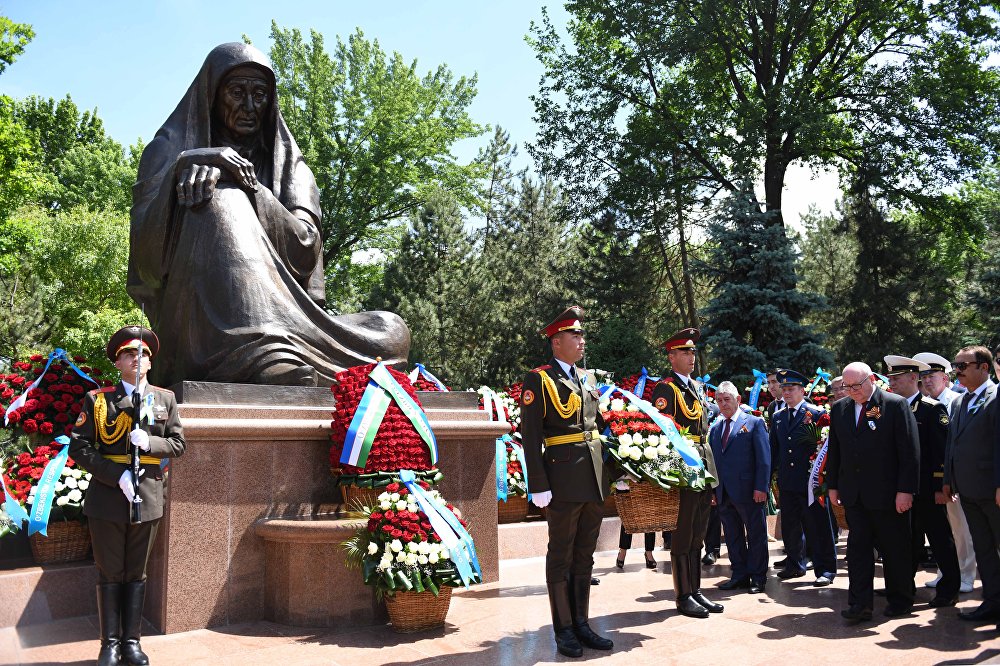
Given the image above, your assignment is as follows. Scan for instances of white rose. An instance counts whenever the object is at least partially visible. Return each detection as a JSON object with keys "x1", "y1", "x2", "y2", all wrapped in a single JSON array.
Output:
[
  {"x1": 72, "y1": 469, "x2": 83, "y2": 479},
  {"x1": 395, "y1": 500, "x2": 408, "y2": 511},
  {"x1": 657, "y1": 445, "x2": 670, "y2": 457},
  {"x1": 389, "y1": 492, "x2": 400, "y2": 502},
  {"x1": 61, "y1": 468, "x2": 72, "y2": 477},
  {"x1": 617, "y1": 433, "x2": 633, "y2": 446},
  {"x1": 610, "y1": 398, "x2": 625, "y2": 411},
  {"x1": 396, "y1": 552, "x2": 406, "y2": 562},
  {"x1": 599, "y1": 399, "x2": 610, "y2": 412},
  {"x1": 55, "y1": 482, "x2": 65, "y2": 492},
  {"x1": 378, "y1": 492, "x2": 391, "y2": 502},
  {"x1": 513, "y1": 472, "x2": 521, "y2": 480},
  {"x1": 632, "y1": 434, "x2": 644, "y2": 447},
  {"x1": 646, "y1": 434, "x2": 659, "y2": 447},
  {"x1": 407, "y1": 542, "x2": 419, "y2": 553},
  {"x1": 626, "y1": 404, "x2": 639, "y2": 412},
  {"x1": 78, "y1": 480, "x2": 89, "y2": 490},
  {"x1": 379, "y1": 555, "x2": 392, "y2": 569},
  {"x1": 428, "y1": 553, "x2": 439, "y2": 564},
  {"x1": 67, "y1": 489, "x2": 82, "y2": 502},
  {"x1": 367, "y1": 542, "x2": 379, "y2": 556},
  {"x1": 617, "y1": 444, "x2": 632, "y2": 459},
  {"x1": 440, "y1": 548, "x2": 451, "y2": 560},
  {"x1": 55, "y1": 496, "x2": 69, "y2": 506},
  {"x1": 509, "y1": 453, "x2": 517, "y2": 462},
  {"x1": 390, "y1": 539, "x2": 403, "y2": 553},
  {"x1": 643, "y1": 446, "x2": 658, "y2": 460},
  {"x1": 405, "y1": 553, "x2": 418, "y2": 566},
  {"x1": 417, "y1": 555, "x2": 429, "y2": 565},
  {"x1": 65, "y1": 477, "x2": 77, "y2": 489},
  {"x1": 379, "y1": 500, "x2": 392, "y2": 511},
  {"x1": 629, "y1": 448, "x2": 643, "y2": 461}
]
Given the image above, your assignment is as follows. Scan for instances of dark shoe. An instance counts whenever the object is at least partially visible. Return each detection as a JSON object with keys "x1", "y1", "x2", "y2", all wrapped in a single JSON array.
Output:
[
  {"x1": 958, "y1": 604, "x2": 1000, "y2": 622},
  {"x1": 573, "y1": 623, "x2": 613, "y2": 650},
  {"x1": 841, "y1": 605, "x2": 873, "y2": 621},
  {"x1": 554, "y1": 627, "x2": 584, "y2": 658},
  {"x1": 772, "y1": 557, "x2": 789, "y2": 569},
  {"x1": 928, "y1": 595, "x2": 958, "y2": 608},
  {"x1": 97, "y1": 582, "x2": 122, "y2": 666},
  {"x1": 777, "y1": 568, "x2": 806, "y2": 580},
  {"x1": 701, "y1": 551, "x2": 718, "y2": 566},
  {"x1": 120, "y1": 581, "x2": 150, "y2": 666},
  {"x1": 645, "y1": 552, "x2": 656, "y2": 569},
  {"x1": 676, "y1": 593, "x2": 710, "y2": 618},
  {"x1": 884, "y1": 604, "x2": 912, "y2": 617},
  {"x1": 718, "y1": 577, "x2": 751, "y2": 590},
  {"x1": 591, "y1": 577, "x2": 599, "y2": 585},
  {"x1": 874, "y1": 588, "x2": 887, "y2": 597},
  {"x1": 749, "y1": 581, "x2": 766, "y2": 594},
  {"x1": 814, "y1": 574, "x2": 834, "y2": 587},
  {"x1": 691, "y1": 591, "x2": 724, "y2": 613},
  {"x1": 616, "y1": 549, "x2": 626, "y2": 569}
]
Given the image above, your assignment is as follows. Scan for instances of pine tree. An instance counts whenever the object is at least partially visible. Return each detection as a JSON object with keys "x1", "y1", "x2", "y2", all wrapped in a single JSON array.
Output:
[{"x1": 699, "y1": 192, "x2": 832, "y2": 383}]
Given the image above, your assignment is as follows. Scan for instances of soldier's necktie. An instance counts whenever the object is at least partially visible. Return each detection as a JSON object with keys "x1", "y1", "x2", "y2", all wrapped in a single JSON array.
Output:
[{"x1": 721, "y1": 418, "x2": 731, "y2": 450}]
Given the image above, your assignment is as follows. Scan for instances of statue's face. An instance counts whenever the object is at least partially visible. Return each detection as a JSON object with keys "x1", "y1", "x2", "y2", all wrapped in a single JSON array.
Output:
[{"x1": 215, "y1": 65, "x2": 270, "y2": 138}]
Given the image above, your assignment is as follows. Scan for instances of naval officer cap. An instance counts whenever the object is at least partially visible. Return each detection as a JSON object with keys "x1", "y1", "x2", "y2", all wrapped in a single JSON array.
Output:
[
  {"x1": 541, "y1": 305, "x2": 585, "y2": 339},
  {"x1": 883, "y1": 354, "x2": 930, "y2": 376},
  {"x1": 663, "y1": 327, "x2": 700, "y2": 351},
  {"x1": 106, "y1": 325, "x2": 160, "y2": 362},
  {"x1": 913, "y1": 352, "x2": 952, "y2": 374},
  {"x1": 776, "y1": 368, "x2": 808, "y2": 386}
]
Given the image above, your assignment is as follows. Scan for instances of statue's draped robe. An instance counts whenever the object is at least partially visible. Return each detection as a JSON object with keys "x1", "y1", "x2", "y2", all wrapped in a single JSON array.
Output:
[{"x1": 129, "y1": 43, "x2": 409, "y2": 387}]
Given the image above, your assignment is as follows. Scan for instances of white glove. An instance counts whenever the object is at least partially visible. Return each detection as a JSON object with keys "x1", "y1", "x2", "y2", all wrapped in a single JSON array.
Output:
[
  {"x1": 532, "y1": 490, "x2": 553, "y2": 508},
  {"x1": 118, "y1": 468, "x2": 145, "y2": 502},
  {"x1": 129, "y1": 429, "x2": 150, "y2": 451}
]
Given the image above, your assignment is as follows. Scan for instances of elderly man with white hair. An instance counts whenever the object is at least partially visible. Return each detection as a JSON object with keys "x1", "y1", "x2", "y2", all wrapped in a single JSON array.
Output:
[
  {"x1": 827, "y1": 361, "x2": 920, "y2": 621},
  {"x1": 709, "y1": 381, "x2": 771, "y2": 594}
]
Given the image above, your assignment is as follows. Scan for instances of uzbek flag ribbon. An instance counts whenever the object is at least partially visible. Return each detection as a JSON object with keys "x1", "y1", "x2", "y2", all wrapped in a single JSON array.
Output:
[
  {"x1": 340, "y1": 362, "x2": 438, "y2": 468},
  {"x1": 5, "y1": 349, "x2": 98, "y2": 425},
  {"x1": 1, "y1": 467, "x2": 30, "y2": 528},
  {"x1": 807, "y1": 437, "x2": 829, "y2": 506},
  {"x1": 400, "y1": 469, "x2": 481, "y2": 587},
  {"x1": 495, "y1": 435, "x2": 509, "y2": 501},
  {"x1": 634, "y1": 367, "x2": 659, "y2": 400},
  {"x1": 28, "y1": 435, "x2": 71, "y2": 536},
  {"x1": 805, "y1": 367, "x2": 831, "y2": 398},
  {"x1": 748, "y1": 369, "x2": 767, "y2": 409},
  {"x1": 414, "y1": 363, "x2": 448, "y2": 391},
  {"x1": 602, "y1": 386, "x2": 703, "y2": 469}
]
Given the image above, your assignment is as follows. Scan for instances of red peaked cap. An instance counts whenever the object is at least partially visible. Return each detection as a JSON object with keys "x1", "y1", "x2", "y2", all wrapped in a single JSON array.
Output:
[
  {"x1": 541, "y1": 305, "x2": 585, "y2": 339},
  {"x1": 663, "y1": 327, "x2": 700, "y2": 351}
]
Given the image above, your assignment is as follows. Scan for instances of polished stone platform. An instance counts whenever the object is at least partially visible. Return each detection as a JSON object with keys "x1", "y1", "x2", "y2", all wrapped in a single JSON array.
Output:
[{"x1": 4, "y1": 540, "x2": 995, "y2": 666}]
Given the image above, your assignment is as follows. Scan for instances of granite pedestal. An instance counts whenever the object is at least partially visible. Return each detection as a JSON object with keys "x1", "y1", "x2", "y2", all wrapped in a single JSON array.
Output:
[{"x1": 145, "y1": 383, "x2": 508, "y2": 634}]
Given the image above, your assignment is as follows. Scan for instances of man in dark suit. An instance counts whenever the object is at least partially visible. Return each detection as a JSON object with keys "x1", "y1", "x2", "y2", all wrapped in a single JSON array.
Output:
[
  {"x1": 650, "y1": 328, "x2": 721, "y2": 618},
  {"x1": 943, "y1": 345, "x2": 1000, "y2": 623},
  {"x1": 769, "y1": 369, "x2": 837, "y2": 586},
  {"x1": 764, "y1": 369, "x2": 785, "y2": 423},
  {"x1": 70, "y1": 326, "x2": 185, "y2": 666},
  {"x1": 828, "y1": 361, "x2": 919, "y2": 621},
  {"x1": 884, "y1": 354, "x2": 960, "y2": 608},
  {"x1": 710, "y1": 381, "x2": 771, "y2": 593},
  {"x1": 521, "y1": 306, "x2": 612, "y2": 658}
]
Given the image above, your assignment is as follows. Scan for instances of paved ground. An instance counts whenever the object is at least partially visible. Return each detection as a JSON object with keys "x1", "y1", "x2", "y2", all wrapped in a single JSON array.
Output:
[{"x1": 3, "y1": 540, "x2": 999, "y2": 665}]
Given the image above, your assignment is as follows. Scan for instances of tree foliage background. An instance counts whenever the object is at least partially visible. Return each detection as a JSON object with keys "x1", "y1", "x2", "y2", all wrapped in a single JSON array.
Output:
[{"x1": 4, "y1": 7, "x2": 1000, "y2": 389}]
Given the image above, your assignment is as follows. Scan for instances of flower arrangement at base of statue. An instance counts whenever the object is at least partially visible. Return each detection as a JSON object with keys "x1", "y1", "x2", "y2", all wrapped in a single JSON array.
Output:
[
  {"x1": 329, "y1": 362, "x2": 442, "y2": 496},
  {"x1": 343, "y1": 474, "x2": 481, "y2": 632}
]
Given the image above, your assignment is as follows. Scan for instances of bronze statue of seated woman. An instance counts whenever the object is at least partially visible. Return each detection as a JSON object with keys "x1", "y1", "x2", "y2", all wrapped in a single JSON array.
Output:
[{"x1": 128, "y1": 42, "x2": 410, "y2": 387}]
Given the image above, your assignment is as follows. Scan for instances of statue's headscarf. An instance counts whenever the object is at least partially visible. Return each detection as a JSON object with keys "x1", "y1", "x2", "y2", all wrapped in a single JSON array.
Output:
[{"x1": 129, "y1": 42, "x2": 321, "y2": 303}]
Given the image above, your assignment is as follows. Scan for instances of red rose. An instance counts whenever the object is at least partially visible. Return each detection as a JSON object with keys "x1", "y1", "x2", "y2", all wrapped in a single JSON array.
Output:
[
  {"x1": 54, "y1": 413, "x2": 69, "y2": 423},
  {"x1": 29, "y1": 354, "x2": 43, "y2": 362},
  {"x1": 34, "y1": 445, "x2": 52, "y2": 456},
  {"x1": 381, "y1": 525, "x2": 393, "y2": 533},
  {"x1": 21, "y1": 419, "x2": 37, "y2": 434},
  {"x1": 2, "y1": 389, "x2": 13, "y2": 399},
  {"x1": 73, "y1": 355, "x2": 86, "y2": 363},
  {"x1": 369, "y1": 511, "x2": 383, "y2": 521},
  {"x1": 7, "y1": 410, "x2": 21, "y2": 423},
  {"x1": 38, "y1": 422, "x2": 54, "y2": 435},
  {"x1": 53, "y1": 401, "x2": 67, "y2": 411},
  {"x1": 39, "y1": 394, "x2": 54, "y2": 405},
  {"x1": 390, "y1": 529, "x2": 403, "y2": 538},
  {"x1": 384, "y1": 510, "x2": 395, "y2": 520},
  {"x1": 385, "y1": 482, "x2": 400, "y2": 493},
  {"x1": 43, "y1": 372, "x2": 57, "y2": 383},
  {"x1": 24, "y1": 399, "x2": 39, "y2": 411},
  {"x1": 91, "y1": 369, "x2": 102, "y2": 376},
  {"x1": 61, "y1": 393, "x2": 73, "y2": 403},
  {"x1": 34, "y1": 412, "x2": 46, "y2": 421}
]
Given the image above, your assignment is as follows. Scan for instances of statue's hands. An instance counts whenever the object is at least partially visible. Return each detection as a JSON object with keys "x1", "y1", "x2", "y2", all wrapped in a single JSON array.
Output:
[{"x1": 176, "y1": 164, "x2": 222, "y2": 207}]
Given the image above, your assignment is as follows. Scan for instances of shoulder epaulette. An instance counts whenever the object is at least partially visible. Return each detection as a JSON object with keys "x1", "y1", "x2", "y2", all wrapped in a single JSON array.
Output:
[
  {"x1": 89, "y1": 386, "x2": 116, "y2": 395},
  {"x1": 531, "y1": 364, "x2": 552, "y2": 373},
  {"x1": 920, "y1": 395, "x2": 940, "y2": 407},
  {"x1": 661, "y1": 377, "x2": 674, "y2": 384}
]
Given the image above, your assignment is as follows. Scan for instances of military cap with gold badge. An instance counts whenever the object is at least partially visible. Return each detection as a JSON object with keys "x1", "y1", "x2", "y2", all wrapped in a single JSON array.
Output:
[
  {"x1": 541, "y1": 305, "x2": 585, "y2": 338},
  {"x1": 912, "y1": 352, "x2": 952, "y2": 375},
  {"x1": 883, "y1": 354, "x2": 930, "y2": 376},
  {"x1": 105, "y1": 325, "x2": 160, "y2": 362},
  {"x1": 662, "y1": 327, "x2": 700, "y2": 351}
]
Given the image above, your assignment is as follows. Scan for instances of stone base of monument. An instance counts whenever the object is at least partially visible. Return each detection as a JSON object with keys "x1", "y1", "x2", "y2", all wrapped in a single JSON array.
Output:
[{"x1": 143, "y1": 384, "x2": 509, "y2": 634}]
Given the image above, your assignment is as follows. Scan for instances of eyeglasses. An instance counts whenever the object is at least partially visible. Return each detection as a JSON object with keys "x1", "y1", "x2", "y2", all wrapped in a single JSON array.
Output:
[
  {"x1": 952, "y1": 361, "x2": 984, "y2": 372},
  {"x1": 841, "y1": 377, "x2": 870, "y2": 391}
]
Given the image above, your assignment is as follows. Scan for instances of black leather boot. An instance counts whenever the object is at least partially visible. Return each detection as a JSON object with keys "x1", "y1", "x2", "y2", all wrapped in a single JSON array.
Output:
[
  {"x1": 120, "y1": 581, "x2": 150, "y2": 666},
  {"x1": 570, "y1": 574, "x2": 613, "y2": 650},
  {"x1": 673, "y1": 554, "x2": 709, "y2": 618},
  {"x1": 547, "y1": 581, "x2": 583, "y2": 657},
  {"x1": 97, "y1": 583, "x2": 122, "y2": 666},
  {"x1": 689, "y1": 554, "x2": 724, "y2": 613}
]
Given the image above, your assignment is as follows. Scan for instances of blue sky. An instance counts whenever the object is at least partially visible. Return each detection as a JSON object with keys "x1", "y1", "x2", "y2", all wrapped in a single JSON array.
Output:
[{"x1": 2, "y1": 0, "x2": 838, "y2": 223}]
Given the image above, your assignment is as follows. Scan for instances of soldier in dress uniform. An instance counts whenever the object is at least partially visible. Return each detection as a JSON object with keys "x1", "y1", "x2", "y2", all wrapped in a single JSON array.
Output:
[
  {"x1": 70, "y1": 326, "x2": 185, "y2": 666},
  {"x1": 649, "y1": 328, "x2": 721, "y2": 618},
  {"x1": 521, "y1": 306, "x2": 612, "y2": 659},
  {"x1": 883, "y1": 355, "x2": 961, "y2": 607}
]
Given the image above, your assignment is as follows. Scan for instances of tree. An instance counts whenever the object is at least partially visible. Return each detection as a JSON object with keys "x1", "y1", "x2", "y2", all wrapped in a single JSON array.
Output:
[
  {"x1": 0, "y1": 16, "x2": 33, "y2": 75},
  {"x1": 529, "y1": 1, "x2": 1000, "y2": 227},
  {"x1": 371, "y1": 190, "x2": 485, "y2": 386},
  {"x1": 699, "y1": 191, "x2": 832, "y2": 381},
  {"x1": 267, "y1": 22, "x2": 487, "y2": 309}
]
